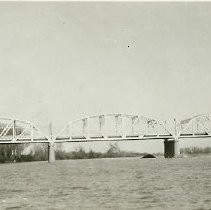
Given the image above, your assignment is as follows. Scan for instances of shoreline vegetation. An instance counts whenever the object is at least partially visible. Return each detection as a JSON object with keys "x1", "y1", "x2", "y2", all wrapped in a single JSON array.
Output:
[{"x1": 0, "y1": 143, "x2": 211, "y2": 163}]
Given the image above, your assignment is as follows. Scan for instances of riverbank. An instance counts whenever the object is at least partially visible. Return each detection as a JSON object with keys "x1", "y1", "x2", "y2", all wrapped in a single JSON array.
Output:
[
  {"x1": 0, "y1": 144, "x2": 210, "y2": 163},
  {"x1": 1, "y1": 143, "x2": 163, "y2": 163}
]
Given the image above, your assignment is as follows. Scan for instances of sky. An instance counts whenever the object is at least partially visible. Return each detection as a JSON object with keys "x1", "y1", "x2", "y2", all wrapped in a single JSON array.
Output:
[{"x1": 0, "y1": 2, "x2": 211, "y2": 152}]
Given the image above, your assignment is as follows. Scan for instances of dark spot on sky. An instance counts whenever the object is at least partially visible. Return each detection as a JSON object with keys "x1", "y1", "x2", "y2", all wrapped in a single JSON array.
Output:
[{"x1": 128, "y1": 45, "x2": 130, "y2": 48}]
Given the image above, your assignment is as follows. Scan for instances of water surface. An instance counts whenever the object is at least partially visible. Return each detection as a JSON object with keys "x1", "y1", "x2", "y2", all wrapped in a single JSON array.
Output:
[{"x1": 0, "y1": 156, "x2": 210, "y2": 209}]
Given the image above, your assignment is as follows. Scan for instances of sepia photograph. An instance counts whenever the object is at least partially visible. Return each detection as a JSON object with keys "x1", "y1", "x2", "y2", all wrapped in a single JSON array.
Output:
[{"x1": 0, "y1": 1, "x2": 211, "y2": 209}]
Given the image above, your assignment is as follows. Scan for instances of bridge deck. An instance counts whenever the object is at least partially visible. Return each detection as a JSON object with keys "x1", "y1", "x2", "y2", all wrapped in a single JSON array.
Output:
[{"x1": 0, "y1": 133, "x2": 210, "y2": 144}]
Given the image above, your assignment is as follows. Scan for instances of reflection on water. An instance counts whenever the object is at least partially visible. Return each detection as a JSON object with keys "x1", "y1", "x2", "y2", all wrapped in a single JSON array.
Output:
[{"x1": 0, "y1": 156, "x2": 210, "y2": 210}]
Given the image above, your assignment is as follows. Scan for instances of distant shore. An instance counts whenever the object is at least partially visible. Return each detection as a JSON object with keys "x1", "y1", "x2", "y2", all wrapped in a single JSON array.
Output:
[{"x1": 0, "y1": 144, "x2": 211, "y2": 163}]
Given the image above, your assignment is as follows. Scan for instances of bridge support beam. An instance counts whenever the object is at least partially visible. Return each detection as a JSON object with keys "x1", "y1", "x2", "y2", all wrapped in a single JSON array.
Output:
[
  {"x1": 164, "y1": 139, "x2": 180, "y2": 158},
  {"x1": 48, "y1": 143, "x2": 55, "y2": 163}
]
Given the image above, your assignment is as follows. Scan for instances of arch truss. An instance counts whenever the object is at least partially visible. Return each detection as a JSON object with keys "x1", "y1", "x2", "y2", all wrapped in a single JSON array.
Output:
[
  {"x1": 0, "y1": 117, "x2": 49, "y2": 143},
  {"x1": 177, "y1": 114, "x2": 211, "y2": 139},
  {"x1": 54, "y1": 114, "x2": 173, "y2": 142}
]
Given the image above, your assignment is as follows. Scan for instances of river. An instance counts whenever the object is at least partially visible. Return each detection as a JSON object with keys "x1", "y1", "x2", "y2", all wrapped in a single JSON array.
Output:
[{"x1": 0, "y1": 155, "x2": 210, "y2": 210}]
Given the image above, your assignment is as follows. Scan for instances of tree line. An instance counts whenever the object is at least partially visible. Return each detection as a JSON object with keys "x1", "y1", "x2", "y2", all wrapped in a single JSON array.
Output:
[
  {"x1": 180, "y1": 146, "x2": 211, "y2": 154},
  {"x1": 0, "y1": 143, "x2": 146, "y2": 163},
  {"x1": 0, "y1": 143, "x2": 211, "y2": 163}
]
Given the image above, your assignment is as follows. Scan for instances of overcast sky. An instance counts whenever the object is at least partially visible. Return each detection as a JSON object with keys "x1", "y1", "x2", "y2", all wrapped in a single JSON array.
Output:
[{"x1": 0, "y1": 2, "x2": 211, "y2": 152}]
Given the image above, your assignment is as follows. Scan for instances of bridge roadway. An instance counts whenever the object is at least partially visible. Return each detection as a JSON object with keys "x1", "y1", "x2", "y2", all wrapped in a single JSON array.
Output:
[
  {"x1": 0, "y1": 134, "x2": 174, "y2": 143},
  {"x1": 0, "y1": 113, "x2": 211, "y2": 162},
  {"x1": 1, "y1": 133, "x2": 210, "y2": 144}
]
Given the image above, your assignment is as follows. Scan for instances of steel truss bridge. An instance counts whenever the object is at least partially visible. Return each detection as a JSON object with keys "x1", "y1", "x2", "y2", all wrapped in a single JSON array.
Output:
[{"x1": 0, "y1": 113, "x2": 211, "y2": 160}]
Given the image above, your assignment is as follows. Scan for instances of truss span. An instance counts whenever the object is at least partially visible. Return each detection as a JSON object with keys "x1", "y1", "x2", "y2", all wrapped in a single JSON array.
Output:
[
  {"x1": 54, "y1": 113, "x2": 174, "y2": 142},
  {"x1": 177, "y1": 114, "x2": 211, "y2": 138},
  {"x1": 0, "y1": 117, "x2": 49, "y2": 143}
]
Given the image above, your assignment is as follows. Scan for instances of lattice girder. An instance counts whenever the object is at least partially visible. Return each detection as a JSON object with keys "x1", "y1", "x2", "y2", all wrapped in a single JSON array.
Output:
[
  {"x1": 54, "y1": 113, "x2": 173, "y2": 142},
  {"x1": 0, "y1": 117, "x2": 49, "y2": 143},
  {"x1": 177, "y1": 114, "x2": 211, "y2": 138}
]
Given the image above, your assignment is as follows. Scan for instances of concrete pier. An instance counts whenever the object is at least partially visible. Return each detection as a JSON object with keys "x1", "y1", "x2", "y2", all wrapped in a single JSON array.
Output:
[
  {"x1": 164, "y1": 139, "x2": 180, "y2": 158},
  {"x1": 48, "y1": 143, "x2": 55, "y2": 163}
]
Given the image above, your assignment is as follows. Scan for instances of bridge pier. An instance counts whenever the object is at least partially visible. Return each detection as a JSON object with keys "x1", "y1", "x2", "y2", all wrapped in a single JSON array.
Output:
[
  {"x1": 48, "y1": 143, "x2": 55, "y2": 163},
  {"x1": 164, "y1": 139, "x2": 180, "y2": 158}
]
